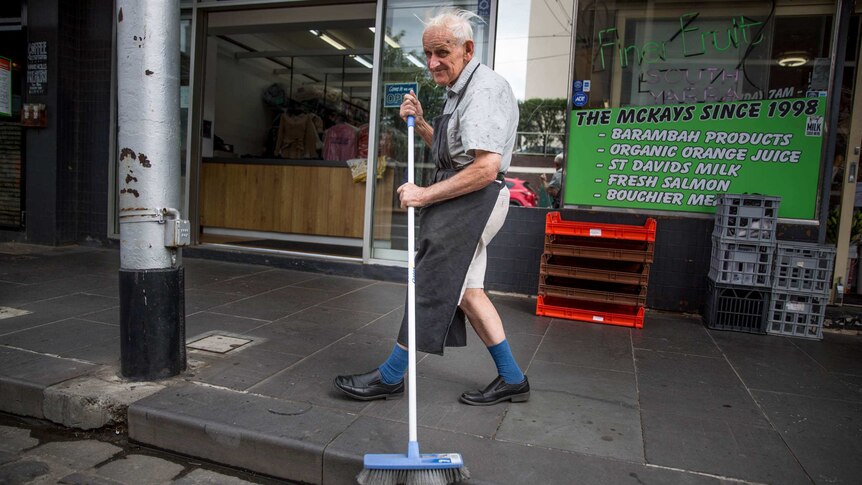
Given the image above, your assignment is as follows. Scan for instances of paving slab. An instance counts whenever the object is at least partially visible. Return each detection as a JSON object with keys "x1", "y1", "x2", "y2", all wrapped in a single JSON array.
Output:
[
  {"x1": 198, "y1": 268, "x2": 316, "y2": 296},
  {"x1": 362, "y1": 375, "x2": 507, "y2": 438},
  {"x1": 184, "y1": 289, "x2": 245, "y2": 316},
  {"x1": 209, "y1": 286, "x2": 341, "y2": 321},
  {"x1": 128, "y1": 381, "x2": 358, "y2": 484},
  {"x1": 289, "y1": 274, "x2": 376, "y2": 293},
  {"x1": 278, "y1": 304, "x2": 384, "y2": 332},
  {"x1": 59, "y1": 472, "x2": 126, "y2": 485},
  {"x1": 0, "y1": 459, "x2": 52, "y2": 484},
  {"x1": 76, "y1": 307, "x2": 120, "y2": 326},
  {"x1": 95, "y1": 454, "x2": 184, "y2": 485},
  {"x1": 23, "y1": 440, "x2": 123, "y2": 469},
  {"x1": 324, "y1": 415, "x2": 721, "y2": 485},
  {"x1": 182, "y1": 260, "x2": 266, "y2": 289},
  {"x1": 632, "y1": 312, "x2": 721, "y2": 357},
  {"x1": 0, "y1": 294, "x2": 119, "y2": 336},
  {"x1": 249, "y1": 332, "x2": 396, "y2": 414},
  {"x1": 189, "y1": 347, "x2": 303, "y2": 391},
  {"x1": 754, "y1": 389, "x2": 862, "y2": 484},
  {"x1": 0, "y1": 319, "x2": 117, "y2": 356},
  {"x1": 242, "y1": 318, "x2": 357, "y2": 357},
  {"x1": 498, "y1": 359, "x2": 642, "y2": 462},
  {"x1": 0, "y1": 450, "x2": 16, "y2": 466},
  {"x1": 0, "y1": 424, "x2": 39, "y2": 452},
  {"x1": 790, "y1": 331, "x2": 862, "y2": 377},
  {"x1": 172, "y1": 468, "x2": 257, "y2": 485},
  {"x1": 635, "y1": 348, "x2": 769, "y2": 426},
  {"x1": 63, "y1": 340, "x2": 121, "y2": 366},
  {"x1": 0, "y1": 274, "x2": 111, "y2": 307},
  {"x1": 713, "y1": 331, "x2": 859, "y2": 401},
  {"x1": 535, "y1": 320, "x2": 635, "y2": 373},
  {"x1": 641, "y1": 409, "x2": 810, "y2": 484},
  {"x1": 324, "y1": 282, "x2": 406, "y2": 315},
  {"x1": 184, "y1": 312, "x2": 269, "y2": 342}
]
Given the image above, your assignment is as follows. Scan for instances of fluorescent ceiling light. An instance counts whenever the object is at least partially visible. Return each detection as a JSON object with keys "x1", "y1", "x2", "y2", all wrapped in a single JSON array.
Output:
[
  {"x1": 368, "y1": 26, "x2": 400, "y2": 48},
  {"x1": 777, "y1": 51, "x2": 809, "y2": 67},
  {"x1": 309, "y1": 29, "x2": 320, "y2": 36},
  {"x1": 405, "y1": 53, "x2": 425, "y2": 68},
  {"x1": 351, "y1": 55, "x2": 373, "y2": 68},
  {"x1": 319, "y1": 33, "x2": 347, "y2": 50}
]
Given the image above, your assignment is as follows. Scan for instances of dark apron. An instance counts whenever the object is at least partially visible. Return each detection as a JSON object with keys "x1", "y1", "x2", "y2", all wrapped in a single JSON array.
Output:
[{"x1": 397, "y1": 67, "x2": 503, "y2": 355}]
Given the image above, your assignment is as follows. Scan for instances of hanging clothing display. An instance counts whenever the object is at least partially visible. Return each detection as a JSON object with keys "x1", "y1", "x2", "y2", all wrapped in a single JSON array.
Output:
[
  {"x1": 323, "y1": 123, "x2": 359, "y2": 161},
  {"x1": 275, "y1": 113, "x2": 320, "y2": 159}
]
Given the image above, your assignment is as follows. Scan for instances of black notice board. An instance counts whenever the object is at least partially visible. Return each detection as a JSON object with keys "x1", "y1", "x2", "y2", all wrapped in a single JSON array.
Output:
[{"x1": 27, "y1": 41, "x2": 47, "y2": 95}]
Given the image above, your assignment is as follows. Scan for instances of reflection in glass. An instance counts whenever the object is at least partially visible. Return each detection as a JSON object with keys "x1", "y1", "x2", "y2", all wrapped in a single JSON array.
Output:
[
  {"x1": 370, "y1": 1, "x2": 490, "y2": 260},
  {"x1": 497, "y1": 0, "x2": 574, "y2": 209}
]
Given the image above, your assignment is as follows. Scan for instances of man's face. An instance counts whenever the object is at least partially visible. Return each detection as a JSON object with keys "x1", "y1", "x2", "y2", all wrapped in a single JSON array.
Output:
[{"x1": 422, "y1": 26, "x2": 474, "y2": 87}]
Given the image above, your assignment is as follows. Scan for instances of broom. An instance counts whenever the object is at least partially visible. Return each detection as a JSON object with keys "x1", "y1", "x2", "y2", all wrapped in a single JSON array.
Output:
[{"x1": 357, "y1": 115, "x2": 470, "y2": 485}]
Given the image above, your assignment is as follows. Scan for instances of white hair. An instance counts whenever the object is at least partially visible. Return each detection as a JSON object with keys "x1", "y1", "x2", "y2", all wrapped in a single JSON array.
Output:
[{"x1": 424, "y1": 8, "x2": 483, "y2": 45}]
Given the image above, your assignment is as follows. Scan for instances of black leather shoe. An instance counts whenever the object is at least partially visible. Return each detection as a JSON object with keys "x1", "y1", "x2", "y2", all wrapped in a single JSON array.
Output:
[
  {"x1": 334, "y1": 369, "x2": 404, "y2": 401},
  {"x1": 459, "y1": 375, "x2": 530, "y2": 406}
]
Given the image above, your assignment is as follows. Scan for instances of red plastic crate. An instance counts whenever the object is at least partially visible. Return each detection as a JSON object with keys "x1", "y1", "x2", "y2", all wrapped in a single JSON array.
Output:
[
  {"x1": 535, "y1": 296, "x2": 644, "y2": 328},
  {"x1": 545, "y1": 212, "x2": 657, "y2": 242},
  {"x1": 545, "y1": 236, "x2": 655, "y2": 263},
  {"x1": 539, "y1": 275, "x2": 647, "y2": 307},
  {"x1": 541, "y1": 254, "x2": 650, "y2": 286}
]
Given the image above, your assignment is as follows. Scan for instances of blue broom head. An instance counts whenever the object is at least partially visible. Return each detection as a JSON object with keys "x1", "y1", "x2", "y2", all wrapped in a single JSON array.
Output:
[
  {"x1": 363, "y1": 451, "x2": 464, "y2": 470},
  {"x1": 357, "y1": 442, "x2": 470, "y2": 484}
]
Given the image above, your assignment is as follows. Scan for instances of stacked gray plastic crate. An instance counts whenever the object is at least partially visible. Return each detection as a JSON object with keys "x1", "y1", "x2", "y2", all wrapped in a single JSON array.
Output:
[
  {"x1": 769, "y1": 241, "x2": 835, "y2": 339},
  {"x1": 705, "y1": 194, "x2": 780, "y2": 334},
  {"x1": 704, "y1": 194, "x2": 835, "y2": 340}
]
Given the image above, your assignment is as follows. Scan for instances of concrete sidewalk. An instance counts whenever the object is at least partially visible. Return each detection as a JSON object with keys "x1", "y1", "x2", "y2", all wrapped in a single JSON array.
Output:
[{"x1": 1, "y1": 243, "x2": 860, "y2": 484}]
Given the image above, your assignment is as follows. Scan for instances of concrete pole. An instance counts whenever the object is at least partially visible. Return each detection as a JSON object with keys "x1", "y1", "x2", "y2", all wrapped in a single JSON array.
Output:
[{"x1": 116, "y1": 0, "x2": 187, "y2": 380}]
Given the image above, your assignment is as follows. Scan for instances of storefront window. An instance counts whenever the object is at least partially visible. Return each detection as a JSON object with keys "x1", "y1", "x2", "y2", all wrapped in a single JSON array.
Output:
[
  {"x1": 198, "y1": 4, "x2": 376, "y2": 257},
  {"x1": 566, "y1": 1, "x2": 835, "y2": 220},
  {"x1": 370, "y1": 1, "x2": 490, "y2": 261},
  {"x1": 0, "y1": 9, "x2": 23, "y2": 229},
  {"x1": 496, "y1": 0, "x2": 575, "y2": 209}
]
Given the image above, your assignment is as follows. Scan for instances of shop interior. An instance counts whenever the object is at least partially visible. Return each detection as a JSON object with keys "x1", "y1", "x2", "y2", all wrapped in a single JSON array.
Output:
[{"x1": 197, "y1": 3, "x2": 388, "y2": 259}]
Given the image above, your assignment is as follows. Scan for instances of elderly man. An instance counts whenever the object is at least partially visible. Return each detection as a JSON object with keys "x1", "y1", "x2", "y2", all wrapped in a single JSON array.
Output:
[
  {"x1": 335, "y1": 8, "x2": 528, "y2": 406},
  {"x1": 541, "y1": 153, "x2": 564, "y2": 208}
]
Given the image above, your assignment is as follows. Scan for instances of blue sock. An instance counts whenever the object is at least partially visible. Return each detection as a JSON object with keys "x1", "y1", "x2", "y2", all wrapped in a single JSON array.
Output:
[
  {"x1": 487, "y1": 340, "x2": 525, "y2": 384},
  {"x1": 378, "y1": 344, "x2": 408, "y2": 385}
]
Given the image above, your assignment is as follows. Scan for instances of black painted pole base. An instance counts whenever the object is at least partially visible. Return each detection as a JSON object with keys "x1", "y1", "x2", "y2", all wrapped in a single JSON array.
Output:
[{"x1": 119, "y1": 266, "x2": 186, "y2": 381}]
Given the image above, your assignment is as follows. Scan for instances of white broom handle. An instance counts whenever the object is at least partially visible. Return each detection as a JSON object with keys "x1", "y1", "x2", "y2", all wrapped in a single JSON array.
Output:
[{"x1": 406, "y1": 115, "x2": 418, "y2": 444}]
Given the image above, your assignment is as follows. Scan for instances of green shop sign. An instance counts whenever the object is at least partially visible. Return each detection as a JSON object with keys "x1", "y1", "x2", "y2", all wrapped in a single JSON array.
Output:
[{"x1": 565, "y1": 98, "x2": 825, "y2": 219}]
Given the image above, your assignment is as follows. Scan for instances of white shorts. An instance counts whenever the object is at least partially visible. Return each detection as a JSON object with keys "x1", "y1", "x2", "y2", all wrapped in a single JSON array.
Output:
[{"x1": 460, "y1": 186, "x2": 509, "y2": 300}]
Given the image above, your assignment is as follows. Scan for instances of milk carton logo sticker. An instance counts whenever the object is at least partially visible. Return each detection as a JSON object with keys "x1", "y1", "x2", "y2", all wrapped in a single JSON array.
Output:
[
  {"x1": 806, "y1": 116, "x2": 823, "y2": 136},
  {"x1": 573, "y1": 92, "x2": 588, "y2": 107}
]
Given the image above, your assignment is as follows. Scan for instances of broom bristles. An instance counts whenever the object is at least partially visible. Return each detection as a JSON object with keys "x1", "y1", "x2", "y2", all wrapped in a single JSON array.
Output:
[{"x1": 356, "y1": 466, "x2": 470, "y2": 485}]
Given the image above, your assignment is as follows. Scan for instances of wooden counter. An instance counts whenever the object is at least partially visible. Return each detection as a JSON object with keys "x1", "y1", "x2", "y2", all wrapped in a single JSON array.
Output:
[{"x1": 200, "y1": 158, "x2": 395, "y2": 239}]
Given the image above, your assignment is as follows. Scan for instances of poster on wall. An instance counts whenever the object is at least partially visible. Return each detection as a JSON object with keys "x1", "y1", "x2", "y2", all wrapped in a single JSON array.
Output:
[
  {"x1": 27, "y1": 41, "x2": 47, "y2": 95},
  {"x1": 564, "y1": 98, "x2": 826, "y2": 220},
  {"x1": 0, "y1": 57, "x2": 10, "y2": 117}
]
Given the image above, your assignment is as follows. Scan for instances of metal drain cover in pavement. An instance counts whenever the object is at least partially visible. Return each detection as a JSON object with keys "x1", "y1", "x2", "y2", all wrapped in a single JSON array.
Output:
[
  {"x1": 187, "y1": 335, "x2": 251, "y2": 354},
  {"x1": 0, "y1": 307, "x2": 31, "y2": 320}
]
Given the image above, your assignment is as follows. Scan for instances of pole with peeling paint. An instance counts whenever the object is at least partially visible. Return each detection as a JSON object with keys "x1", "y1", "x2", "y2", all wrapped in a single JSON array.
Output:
[{"x1": 117, "y1": 0, "x2": 188, "y2": 380}]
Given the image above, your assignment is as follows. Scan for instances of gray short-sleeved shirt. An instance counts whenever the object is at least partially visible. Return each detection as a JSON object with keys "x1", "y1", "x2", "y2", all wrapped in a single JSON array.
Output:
[{"x1": 442, "y1": 58, "x2": 519, "y2": 173}]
